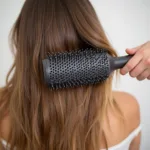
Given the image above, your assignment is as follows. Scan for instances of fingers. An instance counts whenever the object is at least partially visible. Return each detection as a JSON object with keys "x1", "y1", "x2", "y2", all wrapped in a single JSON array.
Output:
[
  {"x1": 121, "y1": 41, "x2": 150, "y2": 81},
  {"x1": 136, "y1": 69, "x2": 150, "y2": 81},
  {"x1": 120, "y1": 52, "x2": 143, "y2": 75},
  {"x1": 129, "y1": 58, "x2": 150, "y2": 80},
  {"x1": 129, "y1": 59, "x2": 147, "y2": 77},
  {"x1": 129, "y1": 57, "x2": 150, "y2": 77}
]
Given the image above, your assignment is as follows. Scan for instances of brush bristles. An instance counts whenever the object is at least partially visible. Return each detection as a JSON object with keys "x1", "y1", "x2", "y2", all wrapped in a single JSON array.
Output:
[{"x1": 43, "y1": 47, "x2": 110, "y2": 90}]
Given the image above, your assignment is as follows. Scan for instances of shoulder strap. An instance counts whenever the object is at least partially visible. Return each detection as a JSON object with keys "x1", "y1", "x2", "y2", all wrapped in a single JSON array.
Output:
[{"x1": 133, "y1": 124, "x2": 142, "y2": 137}]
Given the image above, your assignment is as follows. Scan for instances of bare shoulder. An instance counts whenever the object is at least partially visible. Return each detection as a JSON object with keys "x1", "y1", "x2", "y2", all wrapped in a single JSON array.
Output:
[
  {"x1": 112, "y1": 90, "x2": 140, "y2": 111},
  {"x1": 112, "y1": 91, "x2": 141, "y2": 131}
]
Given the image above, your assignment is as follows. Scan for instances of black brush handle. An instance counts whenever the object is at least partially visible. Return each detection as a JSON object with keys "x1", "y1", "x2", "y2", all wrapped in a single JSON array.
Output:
[{"x1": 108, "y1": 54, "x2": 134, "y2": 73}]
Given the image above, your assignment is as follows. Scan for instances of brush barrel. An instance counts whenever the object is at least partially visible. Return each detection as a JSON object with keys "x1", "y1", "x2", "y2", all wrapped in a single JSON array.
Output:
[{"x1": 42, "y1": 48, "x2": 110, "y2": 89}]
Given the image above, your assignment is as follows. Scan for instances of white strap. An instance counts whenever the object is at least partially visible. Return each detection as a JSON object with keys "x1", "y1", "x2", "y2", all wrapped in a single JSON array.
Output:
[
  {"x1": 0, "y1": 138, "x2": 11, "y2": 149},
  {"x1": 1, "y1": 124, "x2": 142, "y2": 150},
  {"x1": 134, "y1": 124, "x2": 142, "y2": 137}
]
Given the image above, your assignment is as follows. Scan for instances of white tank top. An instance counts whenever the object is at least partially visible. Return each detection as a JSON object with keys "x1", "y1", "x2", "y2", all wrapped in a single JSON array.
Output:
[{"x1": 0, "y1": 124, "x2": 141, "y2": 150}]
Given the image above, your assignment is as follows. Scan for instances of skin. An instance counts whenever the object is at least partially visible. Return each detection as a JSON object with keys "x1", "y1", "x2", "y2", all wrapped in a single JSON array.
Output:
[
  {"x1": 120, "y1": 41, "x2": 150, "y2": 81},
  {"x1": 115, "y1": 91, "x2": 141, "y2": 150}
]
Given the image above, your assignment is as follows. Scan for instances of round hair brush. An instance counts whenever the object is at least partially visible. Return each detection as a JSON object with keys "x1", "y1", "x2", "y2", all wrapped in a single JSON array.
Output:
[{"x1": 42, "y1": 48, "x2": 133, "y2": 90}]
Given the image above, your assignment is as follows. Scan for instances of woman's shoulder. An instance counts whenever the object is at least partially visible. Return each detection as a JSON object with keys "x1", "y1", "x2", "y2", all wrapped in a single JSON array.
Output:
[
  {"x1": 112, "y1": 90, "x2": 141, "y2": 131},
  {"x1": 112, "y1": 91, "x2": 140, "y2": 110}
]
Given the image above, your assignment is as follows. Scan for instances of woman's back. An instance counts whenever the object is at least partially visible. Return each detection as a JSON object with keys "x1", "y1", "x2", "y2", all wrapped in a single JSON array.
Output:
[{"x1": 0, "y1": 91, "x2": 141, "y2": 150}]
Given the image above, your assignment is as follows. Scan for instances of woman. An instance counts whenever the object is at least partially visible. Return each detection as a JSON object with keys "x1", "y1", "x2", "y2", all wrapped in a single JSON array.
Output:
[{"x1": 1, "y1": 0, "x2": 149, "y2": 149}]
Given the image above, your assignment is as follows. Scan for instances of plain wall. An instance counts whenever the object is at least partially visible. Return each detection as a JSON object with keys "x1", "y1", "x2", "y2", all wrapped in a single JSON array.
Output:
[{"x1": 0, "y1": 0, "x2": 150, "y2": 149}]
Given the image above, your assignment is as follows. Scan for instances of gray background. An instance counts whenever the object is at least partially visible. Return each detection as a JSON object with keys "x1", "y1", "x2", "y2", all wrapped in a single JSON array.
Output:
[{"x1": 0, "y1": 0, "x2": 150, "y2": 149}]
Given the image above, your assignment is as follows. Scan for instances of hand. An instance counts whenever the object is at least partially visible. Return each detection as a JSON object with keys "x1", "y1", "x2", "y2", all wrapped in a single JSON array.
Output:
[{"x1": 120, "y1": 41, "x2": 150, "y2": 81}]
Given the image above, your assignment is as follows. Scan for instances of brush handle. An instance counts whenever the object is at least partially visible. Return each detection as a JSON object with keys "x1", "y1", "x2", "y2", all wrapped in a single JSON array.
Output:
[{"x1": 108, "y1": 54, "x2": 134, "y2": 73}]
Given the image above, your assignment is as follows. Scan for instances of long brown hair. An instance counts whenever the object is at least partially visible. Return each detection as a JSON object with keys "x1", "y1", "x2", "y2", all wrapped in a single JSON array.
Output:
[{"x1": 0, "y1": 0, "x2": 122, "y2": 149}]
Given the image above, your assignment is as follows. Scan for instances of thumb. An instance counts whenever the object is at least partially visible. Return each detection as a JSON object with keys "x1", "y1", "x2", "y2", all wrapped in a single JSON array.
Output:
[
  {"x1": 126, "y1": 44, "x2": 143, "y2": 55},
  {"x1": 125, "y1": 48, "x2": 137, "y2": 54}
]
